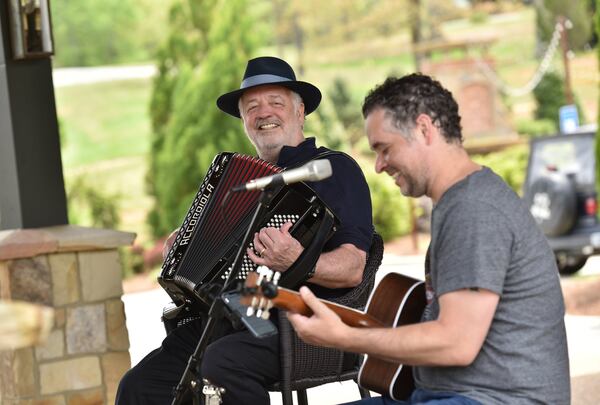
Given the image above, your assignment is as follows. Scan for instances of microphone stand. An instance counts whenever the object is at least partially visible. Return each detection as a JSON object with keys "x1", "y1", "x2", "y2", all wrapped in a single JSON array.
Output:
[{"x1": 171, "y1": 186, "x2": 276, "y2": 405}]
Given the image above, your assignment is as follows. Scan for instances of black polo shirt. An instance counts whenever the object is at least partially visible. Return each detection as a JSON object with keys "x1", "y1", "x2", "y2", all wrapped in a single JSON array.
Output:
[{"x1": 277, "y1": 138, "x2": 374, "y2": 298}]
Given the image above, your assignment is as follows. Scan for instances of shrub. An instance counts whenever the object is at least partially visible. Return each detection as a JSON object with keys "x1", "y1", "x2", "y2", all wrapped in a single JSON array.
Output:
[
  {"x1": 533, "y1": 71, "x2": 567, "y2": 123},
  {"x1": 66, "y1": 176, "x2": 120, "y2": 229},
  {"x1": 363, "y1": 169, "x2": 411, "y2": 242},
  {"x1": 472, "y1": 145, "x2": 529, "y2": 195},
  {"x1": 515, "y1": 117, "x2": 557, "y2": 137},
  {"x1": 533, "y1": 71, "x2": 586, "y2": 131},
  {"x1": 304, "y1": 97, "x2": 350, "y2": 152},
  {"x1": 120, "y1": 247, "x2": 145, "y2": 278},
  {"x1": 469, "y1": 10, "x2": 489, "y2": 25}
]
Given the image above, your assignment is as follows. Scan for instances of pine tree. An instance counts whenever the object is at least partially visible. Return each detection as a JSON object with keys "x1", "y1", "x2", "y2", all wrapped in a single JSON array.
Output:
[{"x1": 147, "y1": 0, "x2": 259, "y2": 237}]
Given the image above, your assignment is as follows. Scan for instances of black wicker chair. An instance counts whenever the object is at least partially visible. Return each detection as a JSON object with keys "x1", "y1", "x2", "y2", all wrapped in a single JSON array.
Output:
[{"x1": 268, "y1": 232, "x2": 384, "y2": 405}]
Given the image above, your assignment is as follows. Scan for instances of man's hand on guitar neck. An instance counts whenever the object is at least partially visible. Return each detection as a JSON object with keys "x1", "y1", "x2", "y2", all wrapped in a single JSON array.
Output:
[
  {"x1": 286, "y1": 286, "x2": 351, "y2": 348},
  {"x1": 247, "y1": 222, "x2": 304, "y2": 272}
]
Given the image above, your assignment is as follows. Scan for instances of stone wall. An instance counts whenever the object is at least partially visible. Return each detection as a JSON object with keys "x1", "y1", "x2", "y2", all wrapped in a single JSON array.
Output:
[{"x1": 0, "y1": 225, "x2": 135, "y2": 405}]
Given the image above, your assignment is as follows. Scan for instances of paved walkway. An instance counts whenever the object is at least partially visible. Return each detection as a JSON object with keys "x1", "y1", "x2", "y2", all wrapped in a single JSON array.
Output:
[
  {"x1": 122, "y1": 254, "x2": 600, "y2": 404},
  {"x1": 53, "y1": 64, "x2": 156, "y2": 87}
]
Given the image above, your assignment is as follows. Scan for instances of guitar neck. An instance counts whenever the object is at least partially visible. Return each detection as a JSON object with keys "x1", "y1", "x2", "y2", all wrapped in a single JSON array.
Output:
[{"x1": 271, "y1": 287, "x2": 383, "y2": 328}]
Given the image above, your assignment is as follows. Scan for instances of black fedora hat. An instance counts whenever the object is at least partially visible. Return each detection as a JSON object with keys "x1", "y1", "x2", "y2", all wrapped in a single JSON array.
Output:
[{"x1": 216, "y1": 56, "x2": 322, "y2": 118}]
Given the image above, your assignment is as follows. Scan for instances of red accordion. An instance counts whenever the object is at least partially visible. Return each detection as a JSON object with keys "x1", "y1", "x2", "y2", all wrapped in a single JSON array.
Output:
[{"x1": 158, "y1": 152, "x2": 338, "y2": 307}]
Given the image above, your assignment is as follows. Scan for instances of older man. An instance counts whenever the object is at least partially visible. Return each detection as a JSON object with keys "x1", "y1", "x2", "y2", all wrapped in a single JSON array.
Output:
[
  {"x1": 116, "y1": 56, "x2": 373, "y2": 404},
  {"x1": 288, "y1": 73, "x2": 570, "y2": 405}
]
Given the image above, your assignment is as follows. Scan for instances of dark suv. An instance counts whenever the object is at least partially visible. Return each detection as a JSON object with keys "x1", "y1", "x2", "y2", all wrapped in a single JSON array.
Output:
[{"x1": 523, "y1": 129, "x2": 600, "y2": 275}]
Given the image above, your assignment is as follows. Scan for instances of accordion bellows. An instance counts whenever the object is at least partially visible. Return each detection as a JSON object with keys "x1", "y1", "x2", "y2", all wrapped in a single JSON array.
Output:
[{"x1": 158, "y1": 152, "x2": 338, "y2": 307}]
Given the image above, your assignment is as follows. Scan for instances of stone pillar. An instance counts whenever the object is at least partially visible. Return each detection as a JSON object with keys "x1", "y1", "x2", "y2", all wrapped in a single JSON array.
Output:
[{"x1": 0, "y1": 225, "x2": 136, "y2": 405}]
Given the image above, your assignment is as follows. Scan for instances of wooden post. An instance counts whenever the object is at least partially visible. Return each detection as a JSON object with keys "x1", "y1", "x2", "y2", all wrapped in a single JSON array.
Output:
[
  {"x1": 558, "y1": 16, "x2": 574, "y2": 105},
  {"x1": 410, "y1": 0, "x2": 423, "y2": 71}
]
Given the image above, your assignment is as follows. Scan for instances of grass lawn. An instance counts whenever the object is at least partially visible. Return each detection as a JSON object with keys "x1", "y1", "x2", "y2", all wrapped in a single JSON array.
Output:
[
  {"x1": 55, "y1": 78, "x2": 154, "y2": 243},
  {"x1": 56, "y1": 78, "x2": 152, "y2": 168}
]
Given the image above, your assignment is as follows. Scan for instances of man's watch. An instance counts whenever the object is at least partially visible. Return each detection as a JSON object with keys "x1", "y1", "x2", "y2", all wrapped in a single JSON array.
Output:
[{"x1": 305, "y1": 265, "x2": 316, "y2": 281}]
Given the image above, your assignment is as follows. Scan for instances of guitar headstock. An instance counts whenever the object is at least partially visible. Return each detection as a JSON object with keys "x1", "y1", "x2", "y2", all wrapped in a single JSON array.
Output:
[{"x1": 242, "y1": 266, "x2": 282, "y2": 319}]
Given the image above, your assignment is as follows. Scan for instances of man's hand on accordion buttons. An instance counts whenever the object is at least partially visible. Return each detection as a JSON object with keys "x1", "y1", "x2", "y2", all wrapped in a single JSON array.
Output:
[{"x1": 247, "y1": 222, "x2": 304, "y2": 272}]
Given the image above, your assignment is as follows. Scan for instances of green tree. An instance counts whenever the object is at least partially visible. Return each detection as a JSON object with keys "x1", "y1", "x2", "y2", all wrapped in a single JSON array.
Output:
[
  {"x1": 303, "y1": 97, "x2": 349, "y2": 152},
  {"x1": 533, "y1": 71, "x2": 586, "y2": 130},
  {"x1": 533, "y1": 71, "x2": 566, "y2": 123},
  {"x1": 149, "y1": 0, "x2": 216, "y2": 136},
  {"x1": 535, "y1": 0, "x2": 593, "y2": 52},
  {"x1": 473, "y1": 145, "x2": 529, "y2": 195},
  {"x1": 147, "y1": 0, "x2": 260, "y2": 237},
  {"x1": 329, "y1": 77, "x2": 364, "y2": 147},
  {"x1": 146, "y1": 0, "x2": 217, "y2": 227},
  {"x1": 51, "y1": 0, "x2": 140, "y2": 66}
]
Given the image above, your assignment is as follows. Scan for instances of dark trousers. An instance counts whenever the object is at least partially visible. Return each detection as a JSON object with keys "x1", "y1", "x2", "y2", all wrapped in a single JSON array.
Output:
[{"x1": 116, "y1": 315, "x2": 280, "y2": 405}]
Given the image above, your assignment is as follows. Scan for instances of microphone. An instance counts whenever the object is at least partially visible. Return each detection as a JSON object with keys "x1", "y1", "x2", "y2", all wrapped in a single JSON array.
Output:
[{"x1": 232, "y1": 159, "x2": 332, "y2": 192}]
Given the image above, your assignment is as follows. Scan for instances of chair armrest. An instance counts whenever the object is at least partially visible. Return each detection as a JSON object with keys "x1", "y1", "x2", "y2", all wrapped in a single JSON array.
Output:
[{"x1": 333, "y1": 233, "x2": 384, "y2": 309}]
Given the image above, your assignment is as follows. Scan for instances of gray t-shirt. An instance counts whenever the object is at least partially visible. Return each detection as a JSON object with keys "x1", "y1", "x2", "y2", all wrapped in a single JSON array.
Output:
[{"x1": 413, "y1": 167, "x2": 570, "y2": 404}]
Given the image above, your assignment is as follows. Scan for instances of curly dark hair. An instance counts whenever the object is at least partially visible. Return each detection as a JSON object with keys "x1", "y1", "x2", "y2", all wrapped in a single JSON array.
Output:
[{"x1": 362, "y1": 73, "x2": 463, "y2": 143}]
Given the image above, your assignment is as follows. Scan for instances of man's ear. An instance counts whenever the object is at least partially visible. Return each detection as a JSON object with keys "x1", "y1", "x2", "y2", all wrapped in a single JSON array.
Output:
[
  {"x1": 297, "y1": 102, "x2": 306, "y2": 119},
  {"x1": 415, "y1": 113, "x2": 436, "y2": 144},
  {"x1": 296, "y1": 103, "x2": 306, "y2": 129}
]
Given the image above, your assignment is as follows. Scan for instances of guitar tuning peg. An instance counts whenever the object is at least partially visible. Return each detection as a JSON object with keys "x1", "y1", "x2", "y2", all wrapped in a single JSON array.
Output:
[
  {"x1": 246, "y1": 296, "x2": 258, "y2": 317},
  {"x1": 256, "y1": 265, "x2": 274, "y2": 281},
  {"x1": 261, "y1": 280, "x2": 278, "y2": 299},
  {"x1": 261, "y1": 301, "x2": 273, "y2": 320},
  {"x1": 256, "y1": 269, "x2": 266, "y2": 286},
  {"x1": 256, "y1": 297, "x2": 267, "y2": 318},
  {"x1": 272, "y1": 271, "x2": 281, "y2": 286}
]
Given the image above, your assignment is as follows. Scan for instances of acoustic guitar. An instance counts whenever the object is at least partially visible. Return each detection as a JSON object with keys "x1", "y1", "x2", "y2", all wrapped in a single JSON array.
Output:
[{"x1": 241, "y1": 268, "x2": 426, "y2": 401}]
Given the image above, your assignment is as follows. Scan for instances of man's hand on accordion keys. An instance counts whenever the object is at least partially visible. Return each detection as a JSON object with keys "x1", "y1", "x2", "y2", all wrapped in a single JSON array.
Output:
[{"x1": 247, "y1": 222, "x2": 304, "y2": 273}]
